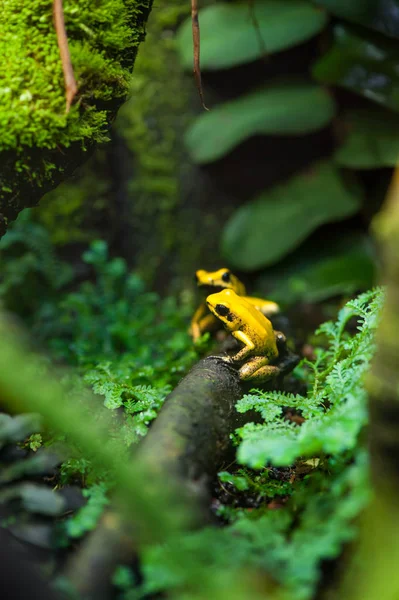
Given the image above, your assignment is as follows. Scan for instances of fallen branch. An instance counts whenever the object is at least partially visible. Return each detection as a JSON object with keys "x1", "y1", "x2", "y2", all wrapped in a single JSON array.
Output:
[
  {"x1": 63, "y1": 350, "x2": 300, "y2": 599},
  {"x1": 53, "y1": 0, "x2": 77, "y2": 113},
  {"x1": 63, "y1": 357, "x2": 242, "y2": 598}
]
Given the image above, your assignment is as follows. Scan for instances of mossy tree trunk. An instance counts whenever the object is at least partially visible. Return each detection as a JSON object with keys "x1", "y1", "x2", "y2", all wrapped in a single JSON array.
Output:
[{"x1": 0, "y1": 0, "x2": 153, "y2": 238}]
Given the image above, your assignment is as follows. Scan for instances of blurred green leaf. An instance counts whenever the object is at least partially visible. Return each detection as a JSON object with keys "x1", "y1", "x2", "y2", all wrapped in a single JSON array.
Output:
[
  {"x1": 222, "y1": 161, "x2": 362, "y2": 271},
  {"x1": 185, "y1": 84, "x2": 335, "y2": 164},
  {"x1": 335, "y1": 108, "x2": 399, "y2": 168},
  {"x1": 259, "y1": 233, "x2": 376, "y2": 305},
  {"x1": 176, "y1": 0, "x2": 327, "y2": 70},
  {"x1": 313, "y1": 24, "x2": 399, "y2": 112},
  {"x1": 314, "y1": 0, "x2": 399, "y2": 39}
]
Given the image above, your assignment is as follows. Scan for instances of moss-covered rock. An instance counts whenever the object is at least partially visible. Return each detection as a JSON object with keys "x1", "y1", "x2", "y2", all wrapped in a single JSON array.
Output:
[{"x1": 0, "y1": 0, "x2": 152, "y2": 237}]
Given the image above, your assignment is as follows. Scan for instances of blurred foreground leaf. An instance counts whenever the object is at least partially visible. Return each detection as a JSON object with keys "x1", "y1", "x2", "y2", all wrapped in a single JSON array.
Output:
[
  {"x1": 222, "y1": 161, "x2": 362, "y2": 271},
  {"x1": 335, "y1": 108, "x2": 399, "y2": 168},
  {"x1": 313, "y1": 25, "x2": 399, "y2": 112},
  {"x1": 314, "y1": 0, "x2": 399, "y2": 39},
  {"x1": 177, "y1": 0, "x2": 327, "y2": 70},
  {"x1": 258, "y1": 233, "x2": 376, "y2": 305},
  {"x1": 185, "y1": 84, "x2": 335, "y2": 164}
]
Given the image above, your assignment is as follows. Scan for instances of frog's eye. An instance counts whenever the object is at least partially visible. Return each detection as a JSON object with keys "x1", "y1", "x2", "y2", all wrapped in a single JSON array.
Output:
[
  {"x1": 222, "y1": 270, "x2": 231, "y2": 283},
  {"x1": 215, "y1": 304, "x2": 230, "y2": 317}
]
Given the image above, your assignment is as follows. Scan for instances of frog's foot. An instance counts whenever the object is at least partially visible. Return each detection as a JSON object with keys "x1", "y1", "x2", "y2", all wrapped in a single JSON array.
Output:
[
  {"x1": 207, "y1": 354, "x2": 234, "y2": 364},
  {"x1": 239, "y1": 361, "x2": 281, "y2": 382}
]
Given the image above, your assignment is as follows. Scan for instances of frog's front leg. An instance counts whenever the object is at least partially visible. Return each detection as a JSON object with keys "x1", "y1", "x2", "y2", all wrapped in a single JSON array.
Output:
[
  {"x1": 239, "y1": 356, "x2": 281, "y2": 382},
  {"x1": 190, "y1": 304, "x2": 219, "y2": 341},
  {"x1": 230, "y1": 330, "x2": 255, "y2": 363}
]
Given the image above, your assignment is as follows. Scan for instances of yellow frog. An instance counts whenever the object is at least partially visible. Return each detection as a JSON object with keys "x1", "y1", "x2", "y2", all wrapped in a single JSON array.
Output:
[
  {"x1": 190, "y1": 268, "x2": 279, "y2": 342},
  {"x1": 206, "y1": 289, "x2": 286, "y2": 382}
]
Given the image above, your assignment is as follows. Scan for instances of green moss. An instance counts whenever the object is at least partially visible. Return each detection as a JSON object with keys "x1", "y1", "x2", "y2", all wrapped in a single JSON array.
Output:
[
  {"x1": 30, "y1": 0, "x2": 193, "y2": 269},
  {"x1": 0, "y1": 0, "x2": 152, "y2": 236},
  {"x1": 115, "y1": 0, "x2": 192, "y2": 280}
]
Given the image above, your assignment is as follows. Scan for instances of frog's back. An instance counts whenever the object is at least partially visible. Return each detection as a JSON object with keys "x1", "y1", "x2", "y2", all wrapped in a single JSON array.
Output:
[{"x1": 240, "y1": 298, "x2": 278, "y2": 355}]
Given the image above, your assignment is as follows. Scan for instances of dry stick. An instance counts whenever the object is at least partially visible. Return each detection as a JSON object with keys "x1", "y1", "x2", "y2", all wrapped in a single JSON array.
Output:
[
  {"x1": 53, "y1": 0, "x2": 77, "y2": 113},
  {"x1": 192, "y1": 0, "x2": 209, "y2": 111}
]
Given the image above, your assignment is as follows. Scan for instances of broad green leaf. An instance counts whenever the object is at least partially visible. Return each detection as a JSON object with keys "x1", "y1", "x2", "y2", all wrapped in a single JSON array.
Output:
[
  {"x1": 221, "y1": 162, "x2": 362, "y2": 271},
  {"x1": 334, "y1": 108, "x2": 399, "y2": 168},
  {"x1": 314, "y1": 0, "x2": 399, "y2": 39},
  {"x1": 177, "y1": 1, "x2": 327, "y2": 70},
  {"x1": 185, "y1": 84, "x2": 335, "y2": 164},
  {"x1": 257, "y1": 233, "x2": 376, "y2": 306},
  {"x1": 313, "y1": 25, "x2": 399, "y2": 112}
]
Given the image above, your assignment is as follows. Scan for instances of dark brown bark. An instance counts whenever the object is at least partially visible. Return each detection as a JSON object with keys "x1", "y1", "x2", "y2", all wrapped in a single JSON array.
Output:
[{"x1": 137, "y1": 356, "x2": 242, "y2": 485}]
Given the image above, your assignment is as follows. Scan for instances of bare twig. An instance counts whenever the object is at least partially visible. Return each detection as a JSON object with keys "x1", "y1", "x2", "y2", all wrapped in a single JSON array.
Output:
[
  {"x1": 53, "y1": 0, "x2": 77, "y2": 113},
  {"x1": 191, "y1": 0, "x2": 209, "y2": 111}
]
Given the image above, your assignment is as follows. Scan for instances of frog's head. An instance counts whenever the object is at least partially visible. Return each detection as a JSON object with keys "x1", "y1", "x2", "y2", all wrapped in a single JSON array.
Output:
[
  {"x1": 206, "y1": 289, "x2": 241, "y2": 331},
  {"x1": 195, "y1": 268, "x2": 245, "y2": 295}
]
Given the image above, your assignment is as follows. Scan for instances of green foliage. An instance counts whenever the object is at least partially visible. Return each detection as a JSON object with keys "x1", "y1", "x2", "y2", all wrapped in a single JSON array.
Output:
[
  {"x1": 27, "y1": 239, "x2": 197, "y2": 446},
  {"x1": 0, "y1": 223, "x2": 199, "y2": 447},
  {"x1": 0, "y1": 210, "x2": 73, "y2": 316},
  {"x1": 59, "y1": 457, "x2": 93, "y2": 486},
  {"x1": 313, "y1": 24, "x2": 399, "y2": 112},
  {"x1": 134, "y1": 291, "x2": 380, "y2": 600},
  {"x1": 335, "y1": 108, "x2": 399, "y2": 168},
  {"x1": 0, "y1": 220, "x2": 383, "y2": 600},
  {"x1": 33, "y1": 239, "x2": 196, "y2": 372},
  {"x1": 218, "y1": 468, "x2": 293, "y2": 497},
  {"x1": 112, "y1": 565, "x2": 136, "y2": 591},
  {"x1": 24, "y1": 433, "x2": 43, "y2": 452},
  {"x1": 0, "y1": 314, "x2": 261, "y2": 600},
  {"x1": 185, "y1": 84, "x2": 335, "y2": 164},
  {"x1": 64, "y1": 483, "x2": 110, "y2": 539},
  {"x1": 176, "y1": 0, "x2": 399, "y2": 296},
  {"x1": 222, "y1": 161, "x2": 362, "y2": 271},
  {"x1": 258, "y1": 232, "x2": 376, "y2": 306},
  {"x1": 236, "y1": 288, "x2": 384, "y2": 467},
  {"x1": 137, "y1": 450, "x2": 369, "y2": 600},
  {"x1": 177, "y1": 0, "x2": 327, "y2": 70}
]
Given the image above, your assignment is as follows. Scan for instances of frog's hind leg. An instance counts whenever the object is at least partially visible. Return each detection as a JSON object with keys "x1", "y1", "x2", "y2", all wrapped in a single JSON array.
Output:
[
  {"x1": 239, "y1": 358, "x2": 281, "y2": 382},
  {"x1": 244, "y1": 296, "x2": 280, "y2": 317}
]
